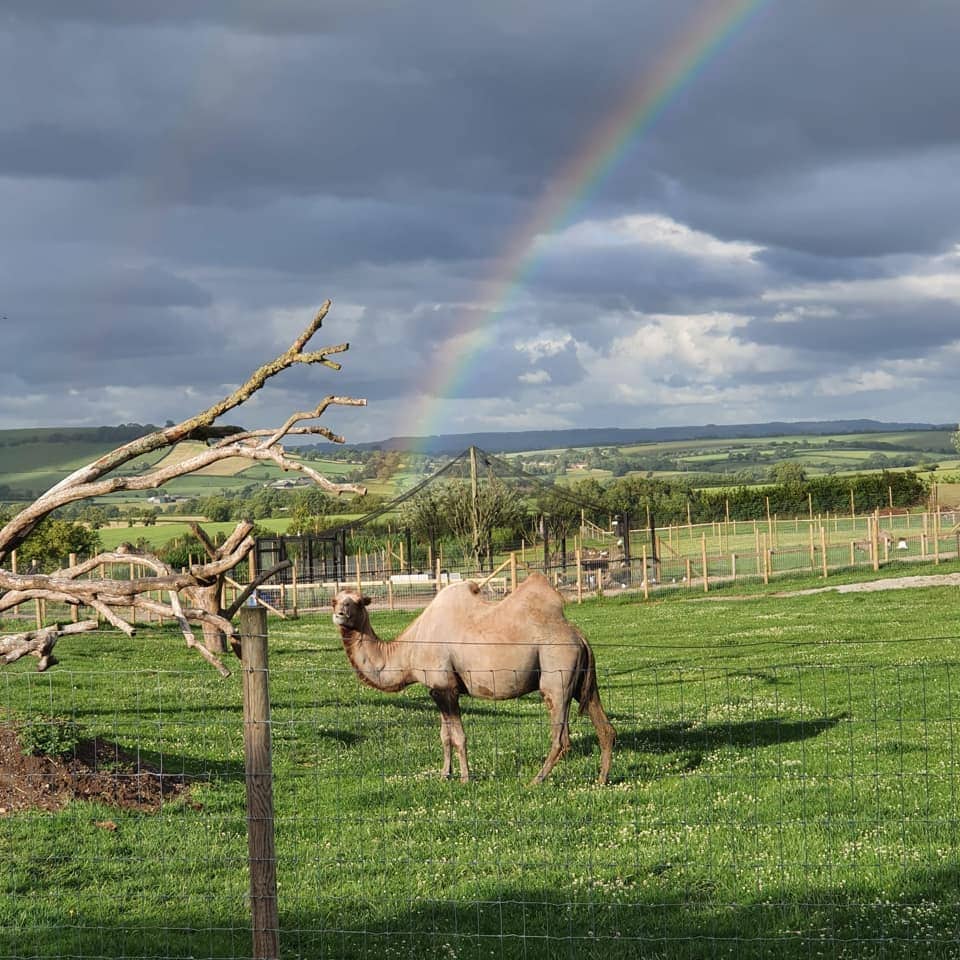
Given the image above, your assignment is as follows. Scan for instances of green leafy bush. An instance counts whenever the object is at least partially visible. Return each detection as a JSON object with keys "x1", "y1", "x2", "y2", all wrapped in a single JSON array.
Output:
[{"x1": 19, "y1": 715, "x2": 83, "y2": 758}]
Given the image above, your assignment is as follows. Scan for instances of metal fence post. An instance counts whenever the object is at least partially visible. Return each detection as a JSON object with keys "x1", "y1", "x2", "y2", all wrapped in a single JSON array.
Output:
[{"x1": 240, "y1": 606, "x2": 279, "y2": 960}]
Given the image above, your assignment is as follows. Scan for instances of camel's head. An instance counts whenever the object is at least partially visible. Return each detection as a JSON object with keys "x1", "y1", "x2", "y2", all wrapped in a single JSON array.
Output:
[{"x1": 331, "y1": 590, "x2": 371, "y2": 631}]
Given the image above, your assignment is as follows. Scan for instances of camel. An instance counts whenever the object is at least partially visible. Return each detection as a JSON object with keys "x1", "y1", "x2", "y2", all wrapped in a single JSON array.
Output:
[{"x1": 331, "y1": 573, "x2": 615, "y2": 784}]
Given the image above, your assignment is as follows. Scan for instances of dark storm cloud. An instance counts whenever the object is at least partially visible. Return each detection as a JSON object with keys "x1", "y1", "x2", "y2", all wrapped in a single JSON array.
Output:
[
  {"x1": 5, "y1": 306, "x2": 225, "y2": 387},
  {"x1": 0, "y1": 2, "x2": 686, "y2": 203},
  {"x1": 752, "y1": 248, "x2": 901, "y2": 285},
  {"x1": 524, "y1": 238, "x2": 764, "y2": 314},
  {"x1": 1, "y1": 0, "x2": 354, "y2": 33},
  {"x1": 1, "y1": 0, "x2": 959, "y2": 437},
  {"x1": 742, "y1": 304, "x2": 960, "y2": 359},
  {"x1": 668, "y1": 147, "x2": 960, "y2": 260}
]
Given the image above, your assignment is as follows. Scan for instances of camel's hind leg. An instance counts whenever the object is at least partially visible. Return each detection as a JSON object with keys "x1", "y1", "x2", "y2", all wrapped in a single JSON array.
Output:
[
  {"x1": 582, "y1": 690, "x2": 616, "y2": 784},
  {"x1": 531, "y1": 689, "x2": 573, "y2": 784},
  {"x1": 430, "y1": 688, "x2": 470, "y2": 782}
]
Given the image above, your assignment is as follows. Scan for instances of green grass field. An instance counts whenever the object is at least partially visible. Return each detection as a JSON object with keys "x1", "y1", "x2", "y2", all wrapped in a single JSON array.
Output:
[
  {"x1": 0, "y1": 426, "x2": 359, "y2": 501},
  {"x1": 95, "y1": 514, "x2": 363, "y2": 551},
  {"x1": 2, "y1": 578, "x2": 959, "y2": 958}
]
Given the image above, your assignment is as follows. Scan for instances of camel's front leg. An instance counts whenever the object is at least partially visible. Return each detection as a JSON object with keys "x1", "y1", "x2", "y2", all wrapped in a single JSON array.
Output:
[{"x1": 431, "y1": 688, "x2": 470, "y2": 782}]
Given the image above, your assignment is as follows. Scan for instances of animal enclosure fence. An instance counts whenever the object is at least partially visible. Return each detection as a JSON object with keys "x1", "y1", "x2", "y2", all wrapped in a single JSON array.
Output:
[
  {"x1": 3, "y1": 508, "x2": 958, "y2": 633},
  {"x1": 237, "y1": 507, "x2": 960, "y2": 614},
  {"x1": 2, "y1": 604, "x2": 960, "y2": 959}
]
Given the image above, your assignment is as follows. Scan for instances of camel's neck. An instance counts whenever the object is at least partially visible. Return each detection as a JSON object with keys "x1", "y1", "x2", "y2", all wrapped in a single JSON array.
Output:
[{"x1": 338, "y1": 614, "x2": 412, "y2": 693}]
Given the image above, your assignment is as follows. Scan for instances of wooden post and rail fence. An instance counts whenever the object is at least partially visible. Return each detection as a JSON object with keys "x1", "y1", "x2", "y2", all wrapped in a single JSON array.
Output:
[{"x1": 3, "y1": 506, "x2": 959, "y2": 628}]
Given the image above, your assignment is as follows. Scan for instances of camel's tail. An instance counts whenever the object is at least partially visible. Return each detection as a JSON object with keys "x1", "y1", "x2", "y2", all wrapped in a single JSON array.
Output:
[
  {"x1": 575, "y1": 631, "x2": 616, "y2": 784},
  {"x1": 576, "y1": 634, "x2": 599, "y2": 716}
]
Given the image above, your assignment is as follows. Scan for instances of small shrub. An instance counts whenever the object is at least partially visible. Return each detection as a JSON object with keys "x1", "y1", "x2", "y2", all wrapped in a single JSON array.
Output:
[{"x1": 19, "y1": 715, "x2": 83, "y2": 758}]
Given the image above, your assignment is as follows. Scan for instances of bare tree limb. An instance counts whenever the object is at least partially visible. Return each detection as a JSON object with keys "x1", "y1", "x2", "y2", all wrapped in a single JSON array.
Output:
[
  {"x1": 1, "y1": 620, "x2": 100, "y2": 670},
  {"x1": 0, "y1": 300, "x2": 364, "y2": 560},
  {"x1": 166, "y1": 590, "x2": 231, "y2": 677},
  {"x1": 223, "y1": 559, "x2": 293, "y2": 620},
  {"x1": 261, "y1": 396, "x2": 367, "y2": 449},
  {"x1": 87, "y1": 599, "x2": 136, "y2": 636},
  {"x1": 0, "y1": 301, "x2": 367, "y2": 673}
]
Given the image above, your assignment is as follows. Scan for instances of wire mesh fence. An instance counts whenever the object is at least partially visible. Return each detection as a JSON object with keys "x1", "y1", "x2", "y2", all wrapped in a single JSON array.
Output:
[
  {"x1": 2, "y1": 619, "x2": 959, "y2": 959},
  {"x1": 2, "y1": 508, "x2": 958, "y2": 629},
  {"x1": 242, "y1": 543, "x2": 960, "y2": 618}
]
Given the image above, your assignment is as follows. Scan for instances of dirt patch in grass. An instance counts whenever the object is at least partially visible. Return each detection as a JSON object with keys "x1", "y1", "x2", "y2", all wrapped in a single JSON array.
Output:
[{"x1": 0, "y1": 724, "x2": 190, "y2": 816}]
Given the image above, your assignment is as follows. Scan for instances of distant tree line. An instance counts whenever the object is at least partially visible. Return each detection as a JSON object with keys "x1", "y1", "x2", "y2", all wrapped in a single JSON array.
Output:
[
  {"x1": 0, "y1": 423, "x2": 164, "y2": 447},
  {"x1": 696, "y1": 471, "x2": 927, "y2": 522},
  {"x1": 563, "y1": 470, "x2": 927, "y2": 528}
]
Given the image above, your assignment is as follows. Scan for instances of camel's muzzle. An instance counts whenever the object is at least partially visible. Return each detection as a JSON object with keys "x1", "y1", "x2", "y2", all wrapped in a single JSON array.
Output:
[{"x1": 332, "y1": 602, "x2": 359, "y2": 629}]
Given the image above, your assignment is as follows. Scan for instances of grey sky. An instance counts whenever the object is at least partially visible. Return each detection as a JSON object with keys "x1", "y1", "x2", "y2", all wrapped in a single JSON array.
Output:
[{"x1": 2, "y1": 0, "x2": 958, "y2": 444}]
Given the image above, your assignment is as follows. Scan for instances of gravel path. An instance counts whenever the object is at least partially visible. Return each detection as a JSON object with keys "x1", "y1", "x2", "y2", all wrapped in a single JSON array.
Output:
[{"x1": 775, "y1": 572, "x2": 960, "y2": 597}]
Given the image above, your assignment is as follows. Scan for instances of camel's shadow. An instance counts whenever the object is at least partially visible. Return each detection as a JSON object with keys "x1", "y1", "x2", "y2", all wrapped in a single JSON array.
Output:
[
  {"x1": 571, "y1": 713, "x2": 848, "y2": 780},
  {"x1": 614, "y1": 713, "x2": 848, "y2": 753}
]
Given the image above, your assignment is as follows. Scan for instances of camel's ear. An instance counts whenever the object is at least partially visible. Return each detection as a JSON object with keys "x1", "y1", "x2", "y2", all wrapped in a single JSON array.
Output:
[
  {"x1": 361, "y1": 595, "x2": 372, "y2": 607},
  {"x1": 330, "y1": 597, "x2": 337, "y2": 608}
]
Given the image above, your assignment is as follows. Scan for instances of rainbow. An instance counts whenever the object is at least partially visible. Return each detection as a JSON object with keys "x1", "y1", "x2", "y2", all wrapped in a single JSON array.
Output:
[{"x1": 410, "y1": 0, "x2": 770, "y2": 447}]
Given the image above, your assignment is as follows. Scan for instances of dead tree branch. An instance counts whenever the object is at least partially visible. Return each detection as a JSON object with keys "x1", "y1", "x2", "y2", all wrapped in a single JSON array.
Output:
[
  {"x1": 1, "y1": 620, "x2": 100, "y2": 671},
  {"x1": 0, "y1": 301, "x2": 366, "y2": 673}
]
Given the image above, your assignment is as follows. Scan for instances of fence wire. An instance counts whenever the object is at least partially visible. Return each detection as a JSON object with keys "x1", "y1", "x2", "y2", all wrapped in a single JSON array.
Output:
[{"x1": 2, "y1": 641, "x2": 959, "y2": 960}]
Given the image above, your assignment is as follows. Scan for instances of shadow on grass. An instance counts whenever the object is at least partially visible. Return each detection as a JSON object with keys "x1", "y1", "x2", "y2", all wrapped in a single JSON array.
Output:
[
  {"x1": 615, "y1": 713, "x2": 848, "y2": 754},
  {"x1": 567, "y1": 714, "x2": 847, "y2": 780},
  {"x1": 4, "y1": 863, "x2": 959, "y2": 960}
]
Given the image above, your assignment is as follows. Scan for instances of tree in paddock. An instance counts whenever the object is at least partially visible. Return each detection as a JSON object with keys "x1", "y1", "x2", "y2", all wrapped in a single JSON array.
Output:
[{"x1": 0, "y1": 301, "x2": 366, "y2": 675}]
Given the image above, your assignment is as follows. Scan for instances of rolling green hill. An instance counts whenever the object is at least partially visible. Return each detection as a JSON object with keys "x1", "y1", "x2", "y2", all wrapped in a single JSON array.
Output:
[
  {"x1": 0, "y1": 426, "x2": 352, "y2": 502},
  {"x1": 2, "y1": 422, "x2": 957, "y2": 514}
]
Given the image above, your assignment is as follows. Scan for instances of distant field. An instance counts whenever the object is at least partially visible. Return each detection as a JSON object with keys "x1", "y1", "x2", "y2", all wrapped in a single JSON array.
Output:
[
  {"x1": 0, "y1": 427, "x2": 363, "y2": 501},
  {"x1": 3, "y1": 425, "x2": 957, "y2": 514},
  {"x1": 0, "y1": 440, "x2": 168, "y2": 497},
  {"x1": 617, "y1": 429, "x2": 955, "y2": 458},
  {"x1": 97, "y1": 514, "x2": 365, "y2": 550},
  {"x1": 150, "y1": 441, "x2": 251, "y2": 477},
  {"x1": 564, "y1": 429, "x2": 957, "y2": 483}
]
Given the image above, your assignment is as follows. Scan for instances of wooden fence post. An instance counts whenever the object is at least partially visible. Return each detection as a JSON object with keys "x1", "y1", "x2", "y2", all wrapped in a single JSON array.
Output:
[
  {"x1": 575, "y1": 549, "x2": 583, "y2": 604},
  {"x1": 240, "y1": 606, "x2": 279, "y2": 960},
  {"x1": 10, "y1": 551, "x2": 19, "y2": 620},
  {"x1": 69, "y1": 553, "x2": 79, "y2": 622},
  {"x1": 820, "y1": 526, "x2": 828, "y2": 579},
  {"x1": 291, "y1": 561, "x2": 299, "y2": 619},
  {"x1": 701, "y1": 535, "x2": 709, "y2": 593}
]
